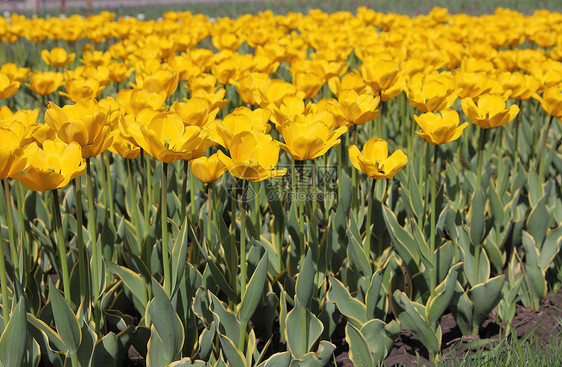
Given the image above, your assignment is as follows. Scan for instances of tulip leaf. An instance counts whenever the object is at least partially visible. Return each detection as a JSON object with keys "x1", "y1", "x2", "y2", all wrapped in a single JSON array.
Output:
[
  {"x1": 365, "y1": 270, "x2": 384, "y2": 320},
  {"x1": 327, "y1": 277, "x2": 367, "y2": 328},
  {"x1": 0, "y1": 297, "x2": 27, "y2": 367},
  {"x1": 360, "y1": 319, "x2": 400, "y2": 363},
  {"x1": 426, "y1": 263, "x2": 462, "y2": 328},
  {"x1": 300, "y1": 340, "x2": 336, "y2": 367},
  {"x1": 257, "y1": 352, "x2": 291, "y2": 367},
  {"x1": 168, "y1": 357, "x2": 208, "y2": 367},
  {"x1": 218, "y1": 333, "x2": 247, "y2": 367},
  {"x1": 347, "y1": 212, "x2": 372, "y2": 277},
  {"x1": 382, "y1": 205, "x2": 420, "y2": 275},
  {"x1": 538, "y1": 226, "x2": 562, "y2": 271},
  {"x1": 209, "y1": 292, "x2": 241, "y2": 342},
  {"x1": 149, "y1": 279, "x2": 184, "y2": 363},
  {"x1": 170, "y1": 217, "x2": 189, "y2": 295},
  {"x1": 106, "y1": 262, "x2": 148, "y2": 311},
  {"x1": 527, "y1": 194, "x2": 548, "y2": 247},
  {"x1": 238, "y1": 253, "x2": 268, "y2": 326},
  {"x1": 49, "y1": 280, "x2": 82, "y2": 355},
  {"x1": 76, "y1": 320, "x2": 96, "y2": 367},
  {"x1": 468, "y1": 275, "x2": 505, "y2": 329},
  {"x1": 345, "y1": 323, "x2": 375, "y2": 367},
  {"x1": 393, "y1": 290, "x2": 440, "y2": 355},
  {"x1": 91, "y1": 332, "x2": 119, "y2": 367},
  {"x1": 408, "y1": 168, "x2": 423, "y2": 219},
  {"x1": 470, "y1": 187, "x2": 485, "y2": 246},
  {"x1": 521, "y1": 232, "x2": 546, "y2": 308},
  {"x1": 296, "y1": 250, "x2": 316, "y2": 307},
  {"x1": 285, "y1": 299, "x2": 323, "y2": 360}
]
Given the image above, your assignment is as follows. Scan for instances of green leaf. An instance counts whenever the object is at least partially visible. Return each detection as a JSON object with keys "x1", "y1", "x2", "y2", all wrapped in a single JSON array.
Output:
[
  {"x1": 365, "y1": 270, "x2": 384, "y2": 320},
  {"x1": 538, "y1": 226, "x2": 562, "y2": 271},
  {"x1": 393, "y1": 291, "x2": 440, "y2": 355},
  {"x1": 49, "y1": 280, "x2": 82, "y2": 354},
  {"x1": 426, "y1": 263, "x2": 462, "y2": 328},
  {"x1": 345, "y1": 323, "x2": 374, "y2": 367},
  {"x1": 327, "y1": 277, "x2": 367, "y2": 328},
  {"x1": 0, "y1": 298, "x2": 27, "y2": 367},
  {"x1": 149, "y1": 279, "x2": 184, "y2": 363},
  {"x1": 296, "y1": 251, "x2": 316, "y2": 307},
  {"x1": 218, "y1": 333, "x2": 247, "y2": 367},
  {"x1": 347, "y1": 212, "x2": 372, "y2": 278},
  {"x1": 527, "y1": 195, "x2": 548, "y2": 247},
  {"x1": 285, "y1": 299, "x2": 323, "y2": 360},
  {"x1": 106, "y1": 262, "x2": 148, "y2": 311},
  {"x1": 168, "y1": 358, "x2": 208, "y2": 367},
  {"x1": 382, "y1": 205, "x2": 420, "y2": 276},
  {"x1": 170, "y1": 218, "x2": 189, "y2": 295},
  {"x1": 470, "y1": 187, "x2": 485, "y2": 246},
  {"x1": 238, "y1": 254, "x2": 268, "y2": 325},
  {"x1": 468, "y1": 275, "x2": 505, "y2": 329},
  {"x1": 257, "y1": 352, "x2": 291, "y2": 367},
  {"x1": 361, "y1": 319, "x2": 399, "y2": 363},
  {"x1": 91, "y1": 332, "x2": 119, "y2": 367},
  {"x1": 209, "y1": 292, "x2": 241, "y2": 342},
  {"x1": 300, "y1": 341, "x2": 336, "y2": 367}
]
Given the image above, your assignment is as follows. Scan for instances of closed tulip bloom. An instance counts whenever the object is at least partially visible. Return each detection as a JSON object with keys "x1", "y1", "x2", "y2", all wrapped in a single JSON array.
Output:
[
  {"x1": 349, "y1": 138, "x2": 408, "y2": 180},
  {"x1": 211, "y1": 107, "x2": 271, "y2": 147},
  {"x1": 45, "y1": 98, "x2": 114, "y2": 158},
  {"x1": 461, "y1": 94, "x2": 520, "y2": 129},
  {"x1": 533, "y1": 86, "x2": 562, "y2": 119},
  {"x1": 109, "y1": 134, "x2": 141, "y2": 159},
  {"x1": 336, "y1": 89, "x2": 380, "y2": 126},
  {"x1": 0, "y1": 73, "x2": 20, "y2": 99},
  {"x1": 127, "y1": 111, "x2": 212, "y2": 163},
  {"x1": 414, "y1": 109, "x2": 468, "y2": 145},
  {"x1": 292, "y1": 71, "x2": 324, "y2": 99},
  {"x1": 454, "y1": 71, "x2": 493, "y2": 99},
  {"x1": 406, "y1": 73, "x2": 457, "y2": 112},
  {"x1": 27, "y1": 71, "x2": 64, "y2": 96},
  {"x1": 279, "y1": 113, "x2": 347, "y2": 160},
  {"x1": 0, "y1": 127, "x2": 27, "y2": 180},
  {"x1": 359, "y1": 56, "x2": 400, "y2": 92},
  {"x1": 217, "y1": 131, "x2": 287, "y2": 182},
  {"x1": 0, "y1": 63, "x2": 30, "y2": 83},
  {"x1": 60, "y1": 77, "x2": 104, "y2": 102},
  {"x1": 171, "y1": 99, "x2": 217, "y2": 128},
  {"x1": 108, "y1": 61, "x2": 133, "y2": 83},
  {"x1": 499, "y1": 72, "x2": 540, "y2": 100},
  {"x1": 268, "y1": 95, "x2": 306, "y2": 127},
  {"x1": 190, "y1": 153, "x2": 227, "y2": 183},
  {"x1": 14, "y1": 140, "x2": 85, "y2": 191},
  {"x1": 134, "y1": 68, "x2": 178, "y2": 98},
  {"x1": 41, "y1": 47, "x2": 76, "y2": 68}
]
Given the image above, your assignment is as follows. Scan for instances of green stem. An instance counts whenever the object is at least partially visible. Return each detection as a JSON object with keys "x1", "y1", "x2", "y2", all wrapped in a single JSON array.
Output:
[
  {"x1": 52, "y1": 190, "x2": 72, "y2": 305},
  {"x1": 296, "y1": 161, "x2": 306, "y2": 265},
  {"x1": 127, "y1": 159, "x2": 142, "y2": 254},
  {"x1": 73, "y1": 176, "x2": 87, "y2": 303},
  {"x1": 513, "y1": 100, "x2": 522, "y2": 177},
  {"x1": 140, "y1": 150, "x2": 149, "y2": 230},
  {"x1": 351, "y1": 126, "x2": 358, "y2": 216},
  {"x1": 2, "y1": 180, "x2": 18, "y2": 278},
  {"x1": 253, "y1": 181, "x2": 260, "y2": 234},
  {"x1": 105, "y1": 153, "x2": 114, "y2": 226},
  {"x1": 86, "y1": 159, "x2": 101, "y2": 334},
  {"x1": 207, "y1": 184, "x2": 212, "y2": 244},
  {"x1": 429, "y1": 146, "x2": 438, "y2": 299},
  {"x1": 0, "y1": 182, "x2": 10, "y2": 322},
  {"x1": 476, "y1": 128, "x2": 487, "y2": 191},
  {"x1": 365, "y1": 179, "x2": 376, "y2": 256},
  {"x1": 180, "y1": 161, "x2": 188, "y2": 223},
  {"x1": 161, "y1": 162, "x2": 171, "y2": 296},
  {"x1": 240, "y1": 180, "x2": 247, "y2": 294},
  {"x1": 190, "y1": 165, "x2": 195, "y2": 222},
  {"x1": 15, "y1": 183, "x2": 27, "y2": 278},
  {"x1": 422, "y1": 143, "x2": 431, "y2": 228},
  {"x1": 537, "y1": 114, "x2": 554, "y2": 185}
]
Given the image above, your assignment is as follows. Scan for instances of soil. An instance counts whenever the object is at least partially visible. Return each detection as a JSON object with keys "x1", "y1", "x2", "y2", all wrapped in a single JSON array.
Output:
[{"x1": 123, "y1": 289, "x2": 562, "y2": 366}]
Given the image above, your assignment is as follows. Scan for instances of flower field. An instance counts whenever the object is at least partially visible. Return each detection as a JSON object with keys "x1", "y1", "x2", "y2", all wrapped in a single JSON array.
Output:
[{"x1": 0, "y1": 6, "x2": 561, "y2": 367}]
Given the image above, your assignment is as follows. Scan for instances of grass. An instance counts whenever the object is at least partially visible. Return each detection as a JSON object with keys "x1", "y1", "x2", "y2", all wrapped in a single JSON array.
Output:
[{"x1": 15, "y1": 0, "x2": 562, "y2": 19}]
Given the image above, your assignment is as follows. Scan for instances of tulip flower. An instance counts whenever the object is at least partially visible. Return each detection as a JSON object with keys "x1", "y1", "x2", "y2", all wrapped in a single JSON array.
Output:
[
  {"x1": 0, "y1": 73, "x2": 20, "y2": 99},
  {"x1": 41, "y1": 47, "x2": 76, "y2": 68},
  {"x1": 45, "y1": 98, "x2": 114, "y2": 158},
  {"x1": 414, "y1": 109, "x2": 468, "y2": 145},
  {"x1": 0, "y1": 127, "x2": 27, "y2": 181},
  {"x1": 348, "y1": 138, "x2": 408, "y2": 180},
  {"x1": 13, "y1": 139, "x2": 85, "y2": 191},
  {"x1": 359, "y1": 56, "x2": 400, "y2": 92},
  {"x1": 336, "y1": 89, "x2": 380, "y2": 126},
  {"x1": 134, "y1": 68, "x2": 179, "y2": 98},
  {"x1": 406, "y1": 73, "x2": 457, "y2": 112},
  {"x1": 461, "y1": 94, "x2": 519, "y2": 129},
  {"x1": 218, "y1": 131, "x2": 287, "y2": 182},
  {"x1": 279, "y1": 113, "x2": 347, "y2": 160},
  {"x1": 190, "y1": 153, "x2": 227, "y2": 183},
  {"x1": 0, "y1": 63, "x2": 30, "y2": 83},
  {"x1": 124, "y1": 110, "x2": 212, "y2": 163},
  {"x1": 60, "y1": 77, "x2": 104, "y2": 102},
  {"x1": 533, "y1": 86, "x2": 562, "y2": 120},
  {"x1": 171, "y1": 99, "x2": 217, "y2": 128},
  {"x1": 211, "y1": 107, "x2": 271, "y2": 147},
  {"x1": 26, "y1": 71, "x2": 64, "y2": 96}
]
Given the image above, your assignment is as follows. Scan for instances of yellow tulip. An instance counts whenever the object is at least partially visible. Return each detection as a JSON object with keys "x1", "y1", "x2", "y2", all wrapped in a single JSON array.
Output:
[
  {"x1": 414, "y1": 109, "x2": 468, "y2": 145},
  {"x1": 461, "y1": 94, "x2": 520, "y2": 129},
  {"x1": 359, "y1": 56, "x2": 400, "y2": 92},
  {"x1": 108, "y1": 134, "x2": 140, "y2": 159},
  {"x1": 0, "y1": 127, "x2": 27, "y2": 180},
  {"x1": 45, "y1": 98, "x2": 114, "y2": 158},
  {"x1": 211, "y1": 107, "x2": 271, "y2": 147},
  {"x1": 80, "y1": 50, "x2": 112, "y2": 67},
  {"x1": 26, "y1": 71, "x2": 64, "y2": 96},
  {"x1": 117, "y1": 88, "x2": 168, "y2": 115},
  {"x1": 60, "y1": 77, "x2": 104, "y2": 102},
  {"x1": 0, "y1": 63, "x2": 30, "y2": 83},
  {"x1": 41, "y1": 47, "x2": 76, "y2": 68},
  {"x1": 124, "y1": 111, "x2": 212, "y2": 163},
  {"x1": 336, "y1": 89, "x2": 380, "y2": 126},
  {"x1": 190, "y1": 153, "x2": 227, "y2": 183},
  {"x1": 171, "y1": 99, "x2": 217, "y2": 128},
  {"x1": 108, "y1": 61, "x2": 133, "y2": 83},
  {"x1": 13, "y1": 139, "x2": 85, "y2": 191},
  {"x1": 0, "y1": 73, "x2": 20, "y2": 99},
  {"x1": 134, "y1": 68, "x2": 178, "y2": 98},
  {"x1": 406, "y1": 73, "x2": 457, "y2": 112},
  {"x1": 279, "y1": 113, "x2": 347, "y2": 160},
  {"x1": 499, "y1": 72, "x2": 540, "y2": 100},
  {"x1": 348, "y1": 138, "x2": 407, "y2": 180},
  {"x1": 533, "y1": 86, "x2": 562, "y2": 119},
  {"x1": 217, "y1": 131, "x2": 287, "y2": 182}
]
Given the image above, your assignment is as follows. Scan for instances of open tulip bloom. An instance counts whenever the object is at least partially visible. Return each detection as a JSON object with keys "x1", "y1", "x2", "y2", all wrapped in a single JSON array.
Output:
[
  {"x1": 348, "y1": 138, "x2": 408, "y2": 180},
  {"x1": 414, "y1": 109, "x2": 468, "y2": 145}
]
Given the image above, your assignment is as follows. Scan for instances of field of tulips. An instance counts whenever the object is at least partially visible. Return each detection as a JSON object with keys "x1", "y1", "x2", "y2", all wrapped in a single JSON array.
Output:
[{"x1": 0, "y1": 5, "x2": 561, "y2": 367}]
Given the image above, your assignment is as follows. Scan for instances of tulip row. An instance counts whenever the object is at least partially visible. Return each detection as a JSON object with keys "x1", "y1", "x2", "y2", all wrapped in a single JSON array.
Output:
[{"x1": 0, "y1": 6, "x2": 561, "y2": 367}]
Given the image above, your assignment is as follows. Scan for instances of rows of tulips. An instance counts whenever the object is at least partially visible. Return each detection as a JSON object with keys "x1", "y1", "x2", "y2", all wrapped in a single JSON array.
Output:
[{"x1": 0, "y1": 5, "x2": 561, "y2": 367}]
